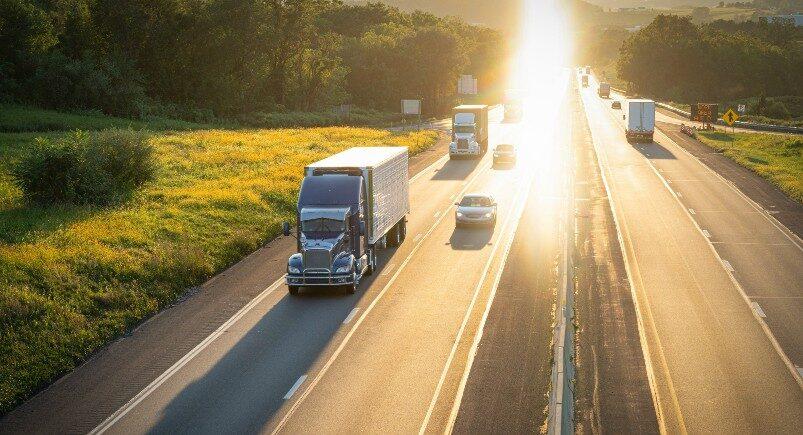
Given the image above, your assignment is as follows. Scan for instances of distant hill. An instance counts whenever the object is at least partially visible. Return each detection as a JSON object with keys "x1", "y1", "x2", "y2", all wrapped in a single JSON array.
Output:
[
  {"x1": 584, "y1": 0, "x2": 719, "y2": 8},
  {"x1": 346, "y1": 0, "x2": 523, "y2": 29},
  {"x1": 346, "y1": 0, "x2": 607, "y2": 30}
]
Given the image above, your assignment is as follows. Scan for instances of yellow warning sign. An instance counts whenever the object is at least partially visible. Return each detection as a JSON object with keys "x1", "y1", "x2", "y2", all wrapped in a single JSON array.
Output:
[{"x1": 723, "y1": 108, "x2": 739, "y2": 126}]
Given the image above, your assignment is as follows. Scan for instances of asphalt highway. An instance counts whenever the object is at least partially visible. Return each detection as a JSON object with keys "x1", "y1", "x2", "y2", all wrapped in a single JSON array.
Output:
[{"x1": 583, "y1": 74, "x2": 803, "y2": 433}]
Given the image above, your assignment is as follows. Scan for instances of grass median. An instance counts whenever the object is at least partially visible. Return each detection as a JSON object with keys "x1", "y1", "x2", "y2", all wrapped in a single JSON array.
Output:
[
  {"x1": 696, "y1": 130, "x2": 802, "y2": 203},
  {"x1": 0, "y1": 126, "x2": 439, "y2": 414}
]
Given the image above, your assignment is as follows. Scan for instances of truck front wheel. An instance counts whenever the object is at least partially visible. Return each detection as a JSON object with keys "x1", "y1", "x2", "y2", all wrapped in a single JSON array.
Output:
[
  {"x1": 288, "y1": 285, "x2": 299, "y2": 296},
  {"x1": 345, "y1": 273, "x2": 358, "y2": 295}
]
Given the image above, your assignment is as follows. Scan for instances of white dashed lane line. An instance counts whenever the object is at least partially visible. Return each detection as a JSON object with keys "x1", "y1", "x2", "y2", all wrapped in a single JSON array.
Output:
[
  {"x1": 283, "y1": 375, "x2": 307, "y2": 400},
  {"x1": 750, "y1": 302, "x2": 767, "y2": 318}
]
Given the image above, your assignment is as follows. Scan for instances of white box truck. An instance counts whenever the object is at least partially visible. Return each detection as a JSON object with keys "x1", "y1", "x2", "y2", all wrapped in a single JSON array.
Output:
[
  {"x1": 283, "y1": 147, "x2": 409, "y2": 295},
  {"x1": 625, "y1": 99, "x2": 655, "y2": 143}
]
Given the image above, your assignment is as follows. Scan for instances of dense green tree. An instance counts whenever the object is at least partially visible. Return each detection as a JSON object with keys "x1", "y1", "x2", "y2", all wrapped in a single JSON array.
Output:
[
  {"x1": 617, "y1": 14, "x2": 801, "y2": 102},
  {"x1": 0, "y1": 0, "x2": 506, "y2": 118}
]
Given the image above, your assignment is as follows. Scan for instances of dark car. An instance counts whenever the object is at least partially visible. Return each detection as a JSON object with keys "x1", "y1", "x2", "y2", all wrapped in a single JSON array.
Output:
[
  {"x1": 611, "y1": 100, "x2": 621, "y2": 109},
  {"x1": 492, "y1": 143, "x2": 516, "y2": 166}
]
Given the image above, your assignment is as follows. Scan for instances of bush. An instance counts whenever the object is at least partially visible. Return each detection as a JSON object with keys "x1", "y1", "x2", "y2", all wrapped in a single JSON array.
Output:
[
  {"x1": 764, "y1": 101, "x2": 791, "y2": 119},
  {"x1": 11, "y1": 129, "x2": 155, "y2": 205}
]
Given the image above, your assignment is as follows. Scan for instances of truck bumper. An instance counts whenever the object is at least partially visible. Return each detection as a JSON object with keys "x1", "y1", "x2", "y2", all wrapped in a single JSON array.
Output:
[
  {"x1": 286, "y1": 272, "x2": 354, "y2": 286},
  {"x1": 450, "y1": 149, "x2": 481, "y2": 157},
  {"x1": 626, "y1": 130, "x2": 654, "y2": 143}
]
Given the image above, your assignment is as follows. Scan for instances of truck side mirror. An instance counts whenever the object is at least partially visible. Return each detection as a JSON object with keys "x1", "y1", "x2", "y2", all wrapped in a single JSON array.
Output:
[
  {"x1": 359, "y1": 221, "x2": 366, "y2": 236},
  {"x1": 282, "y1": 221, "x2": 291, "y2": 237}
]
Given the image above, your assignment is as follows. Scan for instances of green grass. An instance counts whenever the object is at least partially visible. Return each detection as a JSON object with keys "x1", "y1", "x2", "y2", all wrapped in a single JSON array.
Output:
[
  {"x1": 0, "y1": 125, "x2": 439, "y2": 414},
  {"x1": 696, "y1": 130, "x2": 803, "y2": 202},
  {"x1": 0, "y1": 104, "x2": 209, "y2": 133},
  {"x1": 1, "y1": 104, "x2": 407, "y2": 133}
]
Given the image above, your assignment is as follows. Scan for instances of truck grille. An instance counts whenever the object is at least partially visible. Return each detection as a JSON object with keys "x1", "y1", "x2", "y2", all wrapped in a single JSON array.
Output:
[
  {"x1": 457, "y1": 139, "x2": 468, "y2": 149},
  {"x1": 303, "y1": 249, "x2": 330, "y2": 270}
]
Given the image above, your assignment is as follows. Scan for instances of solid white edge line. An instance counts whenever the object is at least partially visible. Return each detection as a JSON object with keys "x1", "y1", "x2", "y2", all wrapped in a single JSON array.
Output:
[
  {"x1": 89, "y1": 277, "x2": 285, "y2": 434},
  {"x1": 270, "y1": 160, "x2": 493, "y2": 434},
  {"x1": 418, "y1": 166, "x2": 532, "y2": 434}
]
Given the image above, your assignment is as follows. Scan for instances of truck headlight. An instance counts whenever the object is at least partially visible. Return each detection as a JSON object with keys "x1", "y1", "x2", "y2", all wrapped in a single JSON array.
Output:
[
  {"x1": 450, "y1": 142, "x2": 456, "y2": 149},
  {"x1": 335, "y1": 265, "x2": 351, "y2": 274},
  {"x1": 483, "y1": 212, "x2": 493, "y2": 218},
  {"x1": 456, "y1": 212, "x2": 464, "y2": 217},
  {"x1": 288, "y1": 266, "x2": 301, "y2": 274}
]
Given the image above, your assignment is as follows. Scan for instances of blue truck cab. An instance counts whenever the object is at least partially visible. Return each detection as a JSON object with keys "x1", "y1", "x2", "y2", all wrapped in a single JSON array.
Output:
[{"x1": 283, "y1": 147, "x2": 409, "y2": 295}]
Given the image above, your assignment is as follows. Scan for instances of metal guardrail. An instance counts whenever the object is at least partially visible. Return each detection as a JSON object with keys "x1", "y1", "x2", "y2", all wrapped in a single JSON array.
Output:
[{"x1": 609, "y1": 87, "x2": 802, "y2": 135}]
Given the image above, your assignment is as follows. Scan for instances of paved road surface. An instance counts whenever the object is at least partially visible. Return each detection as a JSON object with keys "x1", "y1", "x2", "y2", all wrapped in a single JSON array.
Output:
[{"x1": 581, "y1": 75, "x2": 803, "y2": 433}]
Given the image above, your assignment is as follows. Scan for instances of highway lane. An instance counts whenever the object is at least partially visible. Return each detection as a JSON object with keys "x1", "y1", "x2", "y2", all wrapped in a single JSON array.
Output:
[
  {"x1": 80, "y1": 109, "x2": 532, "y2": 434},
  {"x1": 581, "y1": 76, "x2": 803, "y2": 433},
  {"x1": 602, "y1": 76, "x2": 803, "y2": 372}
]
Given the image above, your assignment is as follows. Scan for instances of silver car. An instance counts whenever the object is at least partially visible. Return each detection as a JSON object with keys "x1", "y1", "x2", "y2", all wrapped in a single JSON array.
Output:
[{"x1": 455, "y1": 193, "x2": 497, "y2": 228}]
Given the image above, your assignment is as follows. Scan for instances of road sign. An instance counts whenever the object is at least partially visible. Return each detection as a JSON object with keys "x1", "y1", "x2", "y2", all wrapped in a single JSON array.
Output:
[
  {"x1": 737, "y1": 104, "x2": 746, "y2": 114},
  {"x1": 401, "y1": 99, "x2": 421, "y2": 115},
  {"x1": 723, "y1": 108, "x2": 739, "y2": 126}
]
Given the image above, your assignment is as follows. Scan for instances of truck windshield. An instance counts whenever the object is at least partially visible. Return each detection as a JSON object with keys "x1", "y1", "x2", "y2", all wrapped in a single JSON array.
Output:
[
  {"x1": 454, "y1": 125, "x2": 475, "y2": 134},
  {"x1": 301, "y1": 218, "x2": 346, "y2": 233}
]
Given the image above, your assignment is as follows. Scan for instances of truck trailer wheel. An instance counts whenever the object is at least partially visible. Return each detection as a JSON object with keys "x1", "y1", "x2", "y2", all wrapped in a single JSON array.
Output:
[
  {"x1": 387, "y1": 226, "x2": 399, "y2": 247},
  {"x1": 365, "y1": 247, "x2": 376, "y2": 275},
  {"x1": 398, "y1": 220, "x2": 407, "y2": 242}
]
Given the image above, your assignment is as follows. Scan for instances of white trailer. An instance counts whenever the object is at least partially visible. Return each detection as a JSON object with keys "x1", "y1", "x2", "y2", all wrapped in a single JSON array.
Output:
[
  {"x1": 305, "y1": 147, "x2": 409, "y2": 246},
  {"x1": 625, "y1": 99, "x2": 655, "y2": 143}
]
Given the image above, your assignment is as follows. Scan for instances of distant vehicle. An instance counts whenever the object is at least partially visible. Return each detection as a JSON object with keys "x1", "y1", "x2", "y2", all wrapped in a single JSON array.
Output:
[
  {"x1": 598, "y1": 82, "x2": 611, "y2": 98},
  {"x1": 450, "y1": 105, "x2": 489, "y2": 159},
  {"x1": 455, "y1": 193, "x2": 497, "y2": 228},
  {"x1": 503, "y1": 89, "x2": 523, "y2": 122},
  {"x1": 611, "y1": 100, "x2": 621, "y2": 109},
  {"x1": 283, "y1": 147, "x2": 409, "y2": 295},
  {"x1": 493, "y1": 143, "x2": 516, "y2": 166},
  {"x1": 625, "y1": 99, "x2": 655, "y2": 143},
  {"x1": 581, "y1": 75, "x2": 589, "y2": 87}
]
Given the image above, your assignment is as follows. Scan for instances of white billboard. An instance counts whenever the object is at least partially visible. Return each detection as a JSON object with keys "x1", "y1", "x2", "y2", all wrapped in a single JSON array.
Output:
[
  {"x1": 458, "y1": 75, "x2": 478, "y2": 95},
  {"x1": 401, "y1": 99, "x2": 421, "y2": 115}
]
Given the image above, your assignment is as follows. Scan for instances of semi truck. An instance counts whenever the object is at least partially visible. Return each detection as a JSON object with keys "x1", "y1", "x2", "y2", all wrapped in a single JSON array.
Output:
[
  {"x1": 581, "y1": 75, "x2": 589, "y2": 87},
  {"x1": 598, "y1": 82, "x2": 611, "y2": 98},
  {"x1": 450, "y1": 105, "x2": 489, "y2": 159},
  {"x1": 625, "y1": 99, "x2": 655, "y2": 143},
  {"x1": 283, "y1": 147, "x2": 409, "y2": 295}
]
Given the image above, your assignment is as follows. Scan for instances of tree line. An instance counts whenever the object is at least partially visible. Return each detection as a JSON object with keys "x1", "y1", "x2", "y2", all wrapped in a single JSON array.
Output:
[
  {"x1": 0, "y1": 1, "x2": 507, "y2": 119},
  {"x1": 616, "y1": 14, "x2": 802, "y2": 104}
]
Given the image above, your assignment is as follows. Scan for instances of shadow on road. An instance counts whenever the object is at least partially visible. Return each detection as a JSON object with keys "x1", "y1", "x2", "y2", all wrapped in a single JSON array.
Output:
[
  {"x1": 635, "y1": 141, "x2": 677, "y2": 159},
  {"x1": 431, "y1": 157, "x2": 481, "y2": 181},
  {"x1": 148, "y1": 243, "x2": 406, "y2": 433},
  {"x1": 447, "y1": 226, "x2": 493, "y2": 251}
]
